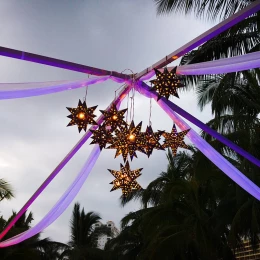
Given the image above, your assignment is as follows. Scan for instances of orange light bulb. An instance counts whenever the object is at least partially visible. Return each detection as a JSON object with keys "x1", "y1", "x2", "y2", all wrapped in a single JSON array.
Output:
[
  {"x1": 78, "y1": 112, "x2": 85, "y2": 119},
  {"x1": 128, "y1": 134, "x2": 135, "y2": 141},
  {"x1": 112, "y1": 115, "x2": 118, "y2": 120}
]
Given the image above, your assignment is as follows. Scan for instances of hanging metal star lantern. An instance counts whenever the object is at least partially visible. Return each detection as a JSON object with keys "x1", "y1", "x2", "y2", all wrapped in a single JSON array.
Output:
[
  {"x1": 162, "y1": 124, "x2": 190, "y2": 155},
  {"x1": 107, "y1": 121, "x2": 146, "y2": 162},
  {"x1": 142, "y1": 126, "x2": 165, "y2": 157},
  {"x1": 150, "y1": 67, "x2": 184, "y2": 100},
  {"x1": 90, "y1": 124, "x2": 113, "y2": 150},
  {"x1": 108, "y1": 161, "x2": 142, "y2": 196},
  {"x1": 66, "y1": 99, "x2": 98, "y2": 133},
  {"x1": 100, "y1": 104, "x2": 128, "y2": 131}
]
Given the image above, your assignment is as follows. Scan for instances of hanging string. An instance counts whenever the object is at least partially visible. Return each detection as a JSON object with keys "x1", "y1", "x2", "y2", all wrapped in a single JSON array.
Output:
[
  {"x1": 130, "y1": 73, "x2": 136, "y2": 122},
  {"x1": 129, "y1": 87, "x2": 135, "y2": 122},
  {"x1": 129, "y1": 96, "x2": 133, "y2": 122},
  {"x1": 126, "y1": 92, "x2": 130, "y2": 124},
  {"x1": 83, "y1": 75, "x2": 89, "y2": 102},
  {"x1": 120, "y1": 69, "x2": 136, "y2": 124},
  {"x1": 83, "y1": 86, "x2": 88, "y2": 102},
  {"x1": 132, "y1": 87, "x2": 135, "y2": 121},
  {"x1": 121, "y1": 68, "x2": 135, "y2": 75},
  {"x1": 149, "y1": 98, "x2": 152, "y2": 126},
  {"x1": 114, "y1": 83, "x2": 125, "y2": 100}
]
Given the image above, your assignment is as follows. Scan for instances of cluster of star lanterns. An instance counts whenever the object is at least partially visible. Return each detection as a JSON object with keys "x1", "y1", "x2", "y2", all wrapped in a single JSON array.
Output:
[{"x1": 66, "y1": 69, "x2": 189, "y2": 196}]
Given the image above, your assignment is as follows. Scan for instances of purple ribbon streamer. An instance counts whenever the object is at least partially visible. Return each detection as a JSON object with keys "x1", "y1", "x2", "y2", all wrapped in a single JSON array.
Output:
[{"x1": 135, "y1": 82, "x2": 260, "y2": 199}]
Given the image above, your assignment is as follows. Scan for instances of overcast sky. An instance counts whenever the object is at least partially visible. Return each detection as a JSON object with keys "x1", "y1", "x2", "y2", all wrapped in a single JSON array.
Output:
[{"x1": 0, "y1": 0, "x2": 215, "y2": 243}]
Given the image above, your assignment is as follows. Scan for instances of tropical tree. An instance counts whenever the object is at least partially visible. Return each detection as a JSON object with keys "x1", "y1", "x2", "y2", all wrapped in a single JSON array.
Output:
[
  {"x1": 154, "y1": 0, "x2": 260, "y2": 250},
  {"x1": 0, "y1": 211, "x2": 68, "y2": 260},
  {"x1": 61, "y1": 203, "x2": 114, "y2": 260},
  {"x1": 0, "y1": 178, "x2": 14, "y2": 202},
  {"x1": 154, "y1": 0, "x2": 255, "y2": 21}
]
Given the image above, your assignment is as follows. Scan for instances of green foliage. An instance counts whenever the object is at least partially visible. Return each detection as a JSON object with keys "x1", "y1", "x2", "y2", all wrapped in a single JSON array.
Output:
[
  {"x1": 154, "y1": 0, "x2": 254, "y2": 21},
  {"x1": 0, "y1": 179, "x2": 14, "y2": 202},
  {"x1": 62, "y1": 203, "x2": 115, "y2": 260},
  {"x1": 0, "y1": 211, "x2": 69, "y2": 260}
]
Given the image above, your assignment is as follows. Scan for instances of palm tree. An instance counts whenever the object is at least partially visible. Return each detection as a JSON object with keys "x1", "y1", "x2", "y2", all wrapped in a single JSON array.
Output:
[
  {"x1": 180, "y1": 15, "x2": 260, "y2": 250},
  {"x1": 154, "y1": 0, "x2": 260, "y2": 250},
  {"x1": 154, "y1": 0, "x2": 255, "y2": 21},
  {"x1": 105, "y1": 209, "x2": 147, "y2": 259},
  {"x1": 0, "y1": 211, "x2": 68, "y2": 260},
  {"x1": 62, "y1": 203, "x2": 113, "y2": 260},
  {"x1": 36, "y1": 238, "x2": 70, "y2": 260},
  {"x1": 0, "y1": 178, "x2": 14, "y2": 202}
]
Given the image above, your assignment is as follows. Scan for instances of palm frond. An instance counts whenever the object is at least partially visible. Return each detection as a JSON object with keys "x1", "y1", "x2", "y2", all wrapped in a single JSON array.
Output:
[
  {"x1": 69, "y1": 203, "x2": 102, "y2": 248},
  {"x1": 154, "y1": 0, "x2": 253, "y2": 21},
  {"x1": 0, "y1": 178, "x2": 14, "y2": 201}
]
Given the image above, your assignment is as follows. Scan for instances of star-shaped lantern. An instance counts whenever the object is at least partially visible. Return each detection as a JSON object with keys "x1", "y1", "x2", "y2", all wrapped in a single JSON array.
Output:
[
  {"x1": 142, "y1": 126, "x2": 165, "y2": 157},
  {"x1": 107, "y1": 121, "x2": 146, "y2": 162},
  {"x1": 162, "y1": 124, "x2": 190, "y2": 155},
  {"x1": 66, "y1": 99, "x2": 98, "y2": 133},
  {"x1": 100, "y1": 104, "x2": 128, "y2": 131},
  {"x1": 108, "y1": 161, "x2": 142, "y2": 196},
  {"x1": 150, "y1": 67, "x2": 184, "y2": 100},
  {"x1": 90, "y1": 124, "x2": 113, "y2": 150}
]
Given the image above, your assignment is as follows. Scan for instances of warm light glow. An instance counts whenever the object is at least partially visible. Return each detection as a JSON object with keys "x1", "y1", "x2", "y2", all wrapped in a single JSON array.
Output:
[
  {"x1": 128, "y1": 134, "x2": 135, "y2": 141},
  {"x1": 108, "y1": 161, "x2": 142, "y2": 196},
  {"x1": 150, "y1": 68, "x2": 184, "y2": 100},
  {"x1": 112, "y1": 115, "x2": 118, "y2": 120},
  {"x1": 66, "y1": 99, "x2": 98, "y2": 133},
  {"x1": 78, "y1": 112, "x2": 85, "y2": 119}
]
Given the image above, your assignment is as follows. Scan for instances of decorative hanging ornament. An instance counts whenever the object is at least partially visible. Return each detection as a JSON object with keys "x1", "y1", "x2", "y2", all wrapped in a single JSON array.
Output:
[
  {"x1": 162, "y1": 124, "x2": 190, "y2": 155},
  {"x1": 108, "y1": 161, "x2": 142, "y2": 196},
  {"x1": 100, "y1": 104, "x2": 128, "y2": 131},
  {"x1": 90, "y1": 124, "x2": 113, "y2": 150},
  {"x1": 142, "y1": 126, "x2": 165, "y2": 157},
  {"x1": 150, "y1": 67, "x2": 184, "y2": 100},
  {"x1": 107, "y1": 120, "x2": 146, "y2": 162},
  {"x1": 66, "y1": 99, "x2": 98, "y2": 133}
]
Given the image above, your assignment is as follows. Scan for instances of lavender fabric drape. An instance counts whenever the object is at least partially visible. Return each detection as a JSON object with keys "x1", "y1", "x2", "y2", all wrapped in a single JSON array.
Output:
[
  {"x1": 0, "y1": 145, "x2": 101, "y2": 247},
  {"x1": 0, "y1": 76, "x2": 111, "y2": 99},
  {"x1": 176, "y1": 51, "x2": 260, "y2": 75},
  {"x1": 0, "y1": 75, "x2": 128, "y2": 100},
  {"x1": 140, "y1": 51, "x2": 260, "y2": 81},
  {"x1": 135, "y1": 82, "x2": 260, "y2": 200}
]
